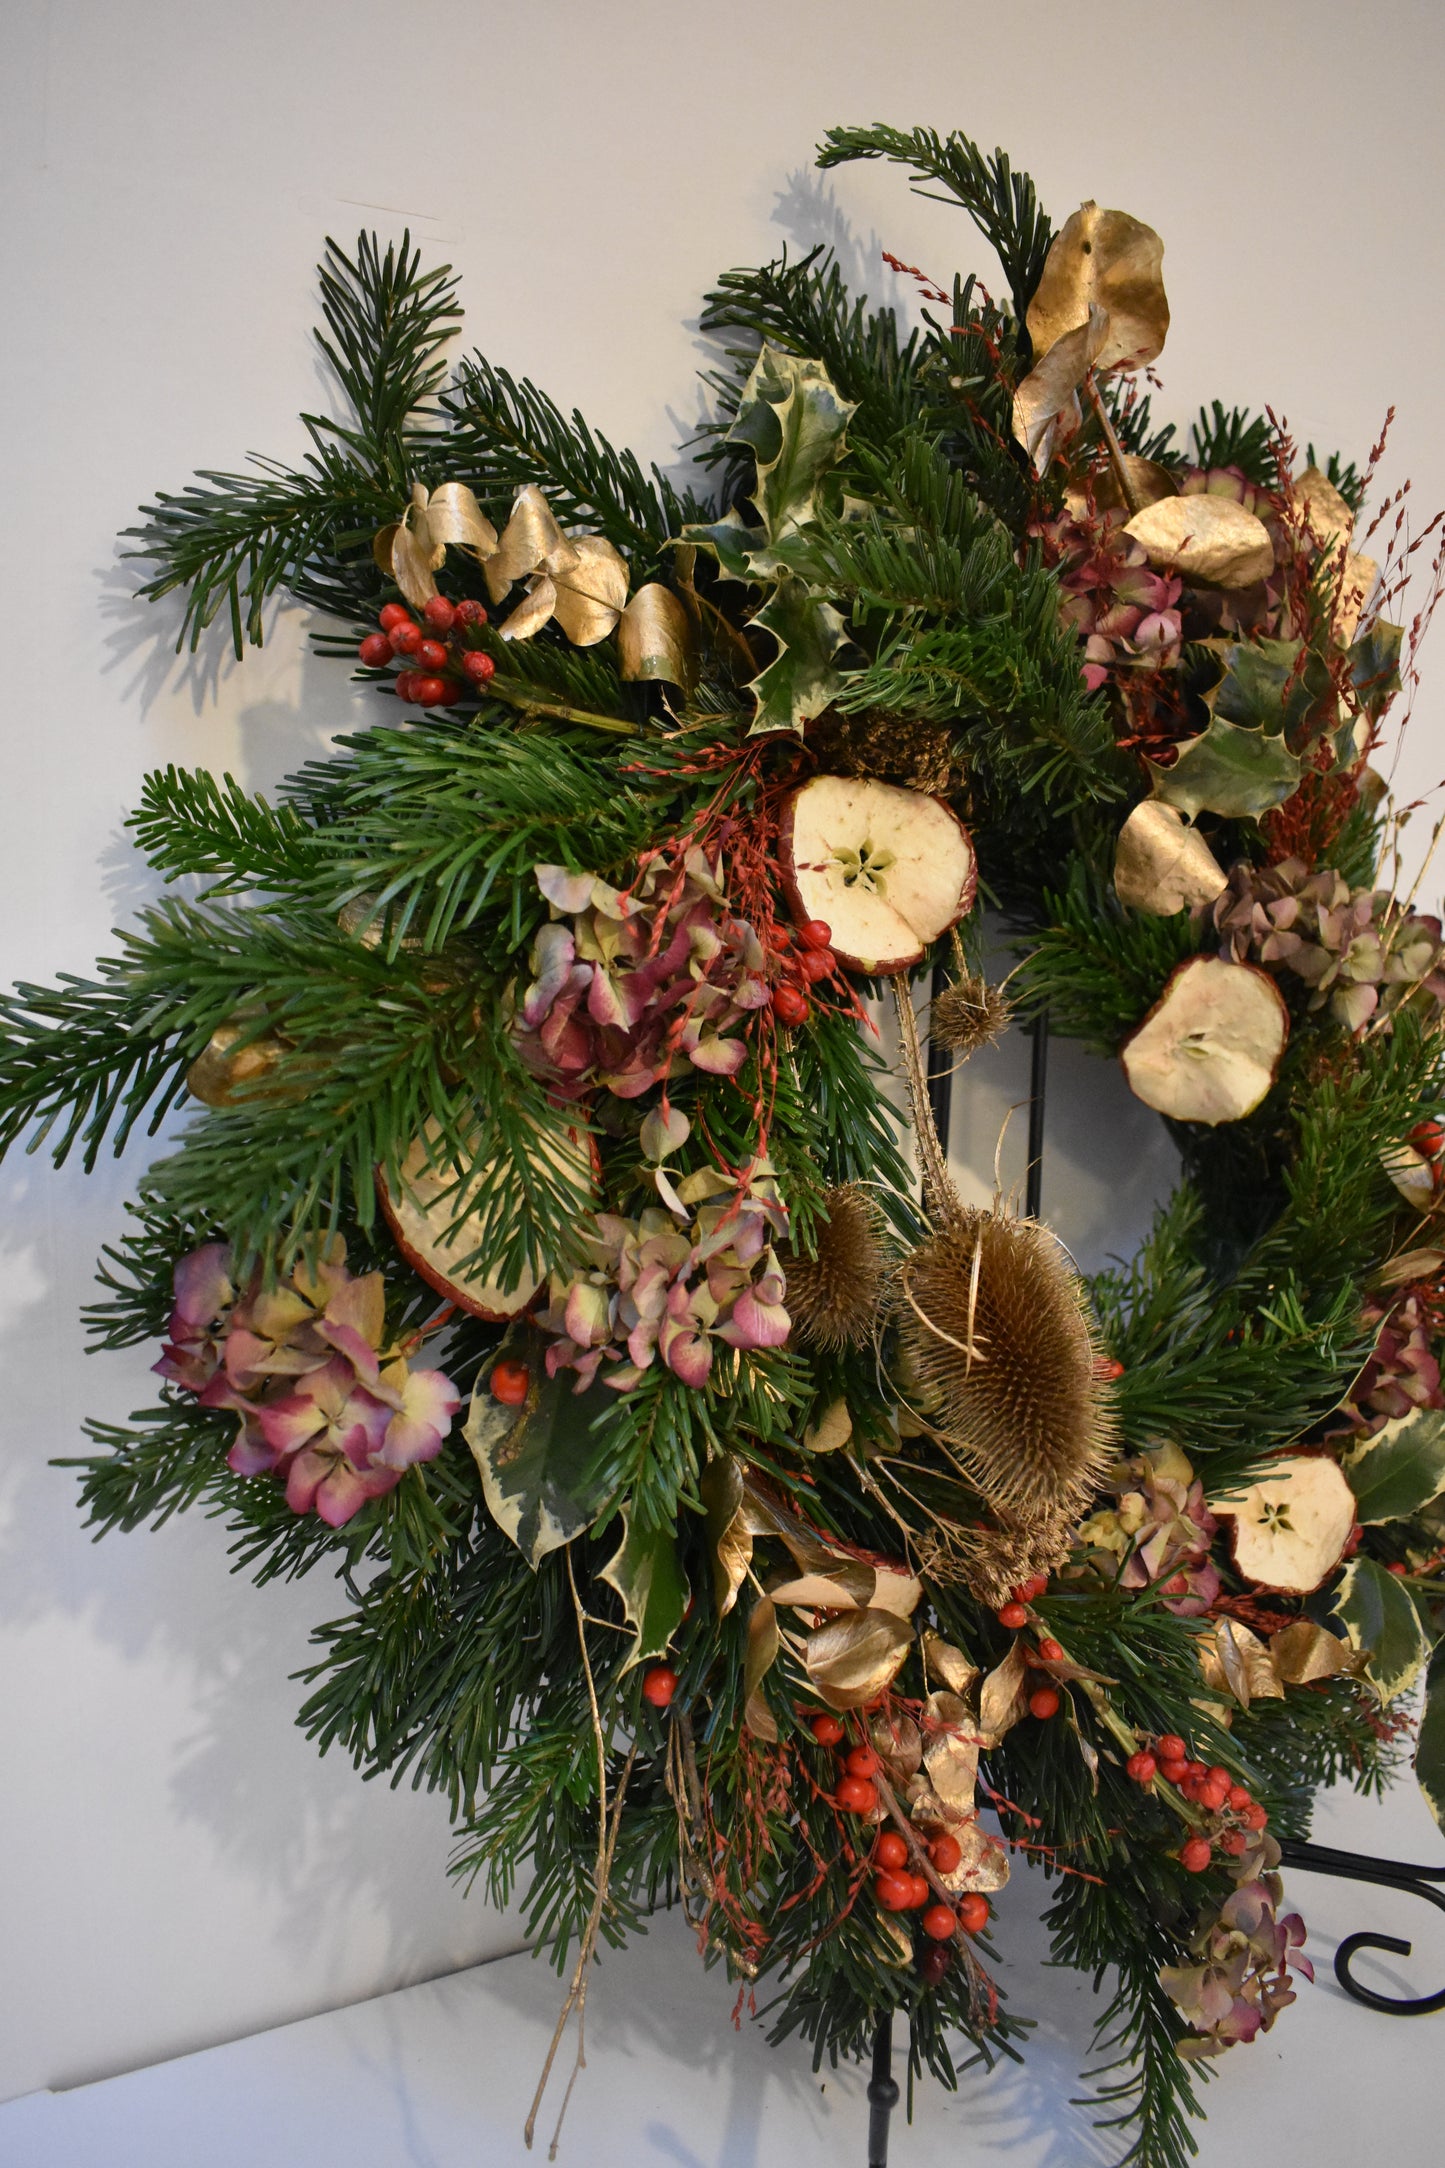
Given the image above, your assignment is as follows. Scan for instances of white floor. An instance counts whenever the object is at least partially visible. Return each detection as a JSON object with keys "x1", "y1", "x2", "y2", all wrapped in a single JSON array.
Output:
[{"x1": 2, "y1": 1774, "x2": 1441, "y2": 2168}]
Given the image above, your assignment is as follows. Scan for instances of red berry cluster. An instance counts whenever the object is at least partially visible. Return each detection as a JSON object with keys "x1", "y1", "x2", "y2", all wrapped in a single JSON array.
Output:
[
  {"x1": 358, "y1": 595, "x2": 495, "y2": 708},
  {"x1": 769, "y1": 919, "x2": 836, "y2": 1030},
  {"x1": 1124, "y1": 1731, "x2": 1270, "y2": 1871},
  {"x1": 806, "y1": 1711, "x2": 991, "y2": 1976},
  {"x1": 994, "y1": 1577, "x2": 1065, "y2": 1719}
]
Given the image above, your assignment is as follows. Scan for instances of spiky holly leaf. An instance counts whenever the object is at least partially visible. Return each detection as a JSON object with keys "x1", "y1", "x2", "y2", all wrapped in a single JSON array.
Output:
[
  {"x1": 1348, "y1": 618, "x2": 1403, "y2": 719},
  {"x1": 1416, "y1": 1638, "x2": 1445, "y2": 1829},
  {"x1": 729, "y1": 345, "x2": 857, "y2": 570},
  {"x1": 1333, "y1": 1553, "x2": 1428, "y2": 1702},
  {"x1": 1207, "y1": 636, "x2": 1333, "y2": 746},
  {"x1": 1345, "y1": 1407, "x2": 1445, "y2": 1525},
  {"x1": 463, "y1": 1324, "x2": 615, "y2": 1568},
  {"x1": 747, "y1": 572, "x2": 850, "y2": 735},
  {"x1": 600, "y1": 1510, "x2": 689, "y2": 1671},
  {"x1": 1148, "y1": 715, "x2": 1302, "y2": 821}
]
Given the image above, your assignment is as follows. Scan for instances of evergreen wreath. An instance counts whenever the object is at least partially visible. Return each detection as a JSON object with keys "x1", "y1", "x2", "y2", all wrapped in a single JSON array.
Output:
[{"x1": 11, "y1": 121, "x2": 1445, "y2": 2164}]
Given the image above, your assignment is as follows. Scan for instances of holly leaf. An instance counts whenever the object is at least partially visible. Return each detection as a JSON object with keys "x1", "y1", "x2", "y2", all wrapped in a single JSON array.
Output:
[
  {"x1": 747, "y1": 571, "x2": 849, "y2": 735},
  {"x1": 463, "y1": 1325, "x2": 615, "y2": 1568},
  {"x1": 1207, "y1": 636, "x2": 1333, "y2": 747},
  {"x1": 1345, "y1": 1407, "x2": 1445, "y2": 1525},
  {"x1": 1148, "y1": 715, "x2": 1302, "y2": 821},
  {"x1": 679, "y1": 507, "x2": 762, "y2": 583},
  {"x1": 728, "y1": 345, "x2": 856, "y2": 564},
  {"x1": 1348, "y1": 618, "x2": 1403, "y2": 720},
  {"x1": 1333, "y1": 1554, "x2": 1429, "y2": 1701},
  {"x1": 1416, "y1": 1637, "x2": 1445, "y2": 1828},
  {"x1": 600, "y1": 1510, "x2": 689, "y2": 1671}
]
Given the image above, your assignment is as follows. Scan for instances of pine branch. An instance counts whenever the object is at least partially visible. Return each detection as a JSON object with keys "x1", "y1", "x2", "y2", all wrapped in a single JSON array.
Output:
[
  {"x1": 312, "y1": 231, "x2": 463, "y2": 457},
  {"x1": 816, "y1": 123, "x2": 1054, "y2": 328},
  {"x1": 129, "y1": 766, "x2": 322, "y2": 896},
  {"x1": 435, "y1": 355, "x2": 704, "y2": 562}
]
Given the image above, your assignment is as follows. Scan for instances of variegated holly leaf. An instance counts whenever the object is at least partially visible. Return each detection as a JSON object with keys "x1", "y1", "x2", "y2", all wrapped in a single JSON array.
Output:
[
  {"x1": 747, "y1": 573, "x2": 849, "y2": 735},
  {"x1": 1206, "y1": 637, "x2": 1334, "y2": 746},
  {"x1": 1148, "y1": 716, "x2": 1302, "y2": 821},
  {"x1": 1416, "y1": 1637, "x2": 1445, "y2": 1828},
  {"x1": 1348, "y1": 618, "x2": 1403, "y2": 719},
  {"x1": 727, "y1": 345, "x2": 856, "y2": 568},
  {"x1": 600, "y1": 1511, "x2": 688, "y2": 1671},
  {"x1": 464, "y1": 1326, "x2": 614, "y2": 1568},
  {"x1": 1345, "y1": 1407, "x2": 1445, "y2": 1526},
  {"x1": 1333, "y1": 1554, "x2": 1429, "y2": 1702}
]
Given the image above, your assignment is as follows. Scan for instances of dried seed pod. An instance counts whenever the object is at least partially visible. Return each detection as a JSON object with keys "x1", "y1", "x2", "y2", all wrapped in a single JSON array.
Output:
[
  {"x1": 782, "y1": 1184, "x2": 888, "y2": 1350},
  {"x1": 897, "y1": 1209, "x2": 1117, "y2": 1525},
  {"x1": 929, "y1": 971, "x2": 1012, "y2": 1058}
]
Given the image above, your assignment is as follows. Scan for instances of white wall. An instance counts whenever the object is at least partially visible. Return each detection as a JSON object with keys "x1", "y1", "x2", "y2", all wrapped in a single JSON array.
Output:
[{"x1": 3, "y1": 0, "x2": 1445, "y2": 2112}]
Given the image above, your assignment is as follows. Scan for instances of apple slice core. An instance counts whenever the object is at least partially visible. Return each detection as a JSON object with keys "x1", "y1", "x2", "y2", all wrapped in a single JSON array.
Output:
[
  {"x1": 1213, "y1": 1453, "x2": 1356, "y2": 1595},
  {"x1": 780, "y1": 775, "x2": 976, "y2": 975}
]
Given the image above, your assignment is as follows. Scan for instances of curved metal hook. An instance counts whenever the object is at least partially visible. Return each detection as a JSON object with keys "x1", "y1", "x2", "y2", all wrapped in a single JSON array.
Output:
[{"x1": 1279, "y1": 1838, "x2": 1445, "y2": 2015}]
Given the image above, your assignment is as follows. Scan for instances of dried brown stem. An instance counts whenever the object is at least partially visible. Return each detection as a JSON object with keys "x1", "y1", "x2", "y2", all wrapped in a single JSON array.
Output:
[{"x1": 1084, "y1": 377, "x2": 1143, "y2": 514}]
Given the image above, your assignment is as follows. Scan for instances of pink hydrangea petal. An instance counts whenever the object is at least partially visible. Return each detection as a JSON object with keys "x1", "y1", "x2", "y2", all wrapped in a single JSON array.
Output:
[{"x1": 171, "y1": 1242, "x2": 234, "y2": 1330}]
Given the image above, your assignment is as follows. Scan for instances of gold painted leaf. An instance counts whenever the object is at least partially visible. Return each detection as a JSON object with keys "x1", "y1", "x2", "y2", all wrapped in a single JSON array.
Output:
[
  {"x1": 617, "y1": 583, "x2": 696, "y2": 686},
  {"x1": 700, "y1": 1455, "x2": 752, "y2": 1617},
  {"x1": 390, "y1": 518, "x2": 441, "y2": 610},
  {"x1": 1012, "y1": 303, "x2": 1108, "y2": 471},
  {"x1": 1124, "y1": 495, "x2": 1274, "y2": 590},
  {"x1": 187, "y1": 1021, "x2": 308, "y2": 1108},
  {"x1": 744, "y1": 1593, "x2": 781, "y2": 1740},
  {"x1": 1271, "y1": 1618, "x2": 1358, "y2": 1686},
  {"x1": 497, "y1": 575, "x2": 559, "y2": 642},
  {"x1": 804, "y1": 1608, "x2": 912, "y2": 1708},
  {"x1": 1113, "y1": 800, "x2": 1227, "y2": 916},
  {"x1": 977, "y1": 1639, "x2": 1030, "y2": 1743},
  {"x1": 922, "y1": 1690, "x2": 981, "y2": 1815},
  {"x1": 920, "y1": 1630, "x2": 980, "y2": 1700},
  {"x1": 485, "y1": 484, "x2": 577, "y2": 601},
  {"x1": 424, "y1": 480, "x2": 498, "y2": 561},
  {"x1": 552, "y1": 535, "x2": 630, "y2": 646},
  {"x1": 1027, "y1": 201, "x2": 1169, "y2": 373},
  {"x1": 1076, "y1": 455, "x2": 1179, "y2": 518},
  {"x1": 868, "y1": 1708, "x2": 923, "y2": 1780}
]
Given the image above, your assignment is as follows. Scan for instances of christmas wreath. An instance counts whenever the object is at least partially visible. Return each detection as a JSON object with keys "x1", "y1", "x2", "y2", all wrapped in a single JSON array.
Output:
[{"x1": 12, "y1": 121, "x2": 1445, "y2": 2164}]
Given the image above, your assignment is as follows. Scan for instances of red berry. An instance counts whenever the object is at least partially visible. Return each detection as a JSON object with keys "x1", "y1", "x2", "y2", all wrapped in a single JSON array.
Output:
[
  {"x1": 393, "y1": 672, "x2": 416, "y2": 702},
  {"x1": 1410, "y1": 1119, "x2": 1445, "y2": 1158},
  {"x1": 462, "y1": 649, "x2": 496, "y2": 685},
  {"x1": 1243, "y1": 1802, "x2": 1269, "y2": 1831},
  {"x1": 641, "y1": 1665, "x2": 678, "y2": 1708},
  {"x1": 1094, "y1": 1356, "x2": 1125, "y2": 1381},
  {"x1": 798, "y1": 919, "x2": 833, "y2": 951},
  {"x1": 922, "y1": 1904, "x2": 957, "y2": 1942},
  {"x1": 905, "y1": 1873, "x2": 930, "y2": 1909},
  {"x1": 1157, "y1": 1735, "x2": 1187, "y2": 1762},
  {"x1": 1027, "y1": 1573, "x2": 1052, "y2": 1598},
  {"x1": 845, "y1": 1745, "x2": 879, "y2": 1778},
  {"x1": 1028, "y1": 1687, "x2": 1061, "y2": 1720},
  {"x1": 1126, "y1": 1752, "x2": 1157, "y2": 1785},
  {"x1": 1387, "y1": 1561, "x2": 1410, "y2": 1576},
  {"x1": 809, "y1": 1713, "x2": 846, "y2": 1746},
  {"x1": 836, "y1": 1775, "x2": 879, "y2": 1815},
  {"x1": 378, "y1": 603, "x2": 411, "y2": 631},
  {"x1": 797, "y1": 946, "x2": 835, "y2": 984},
  {"x1": 929, "y1": 1833, "x2": 962, "y2": 1874},
  {"x1": 453, "y1": 597, "x2": 488, "y2": 628},
  {"x1": 997, "y1": 1601, "x2": 1028, "y2": 1630},
  {"x1": 957, "y1": 1893, "x2": 990, "y2": 1935},
  {"x1": 1221, "y1": 1830, "x2": 1249, "y2": 1856},
  {"x1": 876, "y1": 1831, "x2": 910, "y2": 1872},
  {"x1": 1159, "y1": 1758, "x2": 1190, "y2": 1787},
  {"x1": 1206, "y1": 1766, "x2": 1230, "y2": 1787},
  {"x1": 1186, "y1": 1760, "x2": 1207, "y2": 1781},
  {"x1": 415, "y1": 638, "x2": 450, "y2": 672},
  {"x1": 1227, "y1": 1784, "x2": 1251, "y2": 1812},
  {"x1": 874, "y1": 1871, "x2": 915, "y2": 1913},
  {"x1": 389, "y1": 620, "x2": 422, "y2": 655},
  {"x1": 1180, "y1": 1837, "x2": 1213, "y2": 1874},
  {"x1": 414, "y1": 676, "x2": 460, "y2": 707},
  {"x1": 358, "y1": 631, "x2": 393, "y2": 668},
  {"x1": 422, "y1": 595, "x2": 457, "y2": 633},
  {"x1": 1198, "y1": 1777, "x2": 1230, "y2": 1812},
  {"x1": 1037, "y1": 1638, "x2": 1064, "y2": 1664},
  {"x1": 918, "y1": 1942, "x2": 951, "y2": 1985},
  {"x1": 489, "y1": 1358, "x2": 530, "y2": 1406},
  {"x1": 771, "y1": 983, "x2": 809, "y2": 1028}
]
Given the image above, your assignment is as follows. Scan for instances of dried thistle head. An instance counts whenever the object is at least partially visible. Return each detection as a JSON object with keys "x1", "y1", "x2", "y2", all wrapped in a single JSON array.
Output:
[
  {"x1": 896, "y1": 1208, "x2": 1116, "y2": 1525},
  {"x1": 783, "y1": 1184, "x2": 889, "y2": 1350},
  {"x1": 929, "y1": 971, "x2": 1012, "y2": 1059},
  {"x1": 915, "y1": 1511, "x2": 1077, "y2": 1609}
]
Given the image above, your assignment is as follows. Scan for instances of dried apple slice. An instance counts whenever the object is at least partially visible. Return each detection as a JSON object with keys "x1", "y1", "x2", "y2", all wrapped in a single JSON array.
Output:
[
  {"x1": 378, "y1": 1120, "x2": 596, "y2": 1321},
  {"x1": 1120, "y1": 955, "x2": 1287, "y2": 1125},
  {"x1": 779, "y1": 775, "x2": 976, "y2": 975},
  {"x1": 1213, "y1": 1453, "x2": 1356, "y2": 1595}
]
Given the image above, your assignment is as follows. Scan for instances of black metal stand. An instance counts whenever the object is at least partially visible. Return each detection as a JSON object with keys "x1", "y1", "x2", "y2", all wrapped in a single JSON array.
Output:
[
  {"x1": 1277, "y1": 1839, "x2": 1445, "y2": 2014},
  {"x1": 867, "y1": 2012, "x2": 900, "y2": 2166}
]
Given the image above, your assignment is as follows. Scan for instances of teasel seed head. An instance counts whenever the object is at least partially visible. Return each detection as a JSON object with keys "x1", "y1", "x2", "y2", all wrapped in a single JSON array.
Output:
[{"x1": 783, "y1": 1184, "x2": 889, "y2": 1350}]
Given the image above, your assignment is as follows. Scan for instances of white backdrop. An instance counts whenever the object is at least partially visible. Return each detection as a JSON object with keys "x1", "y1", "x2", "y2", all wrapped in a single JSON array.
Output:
[{"x1": 3, "y1": 0, "x2": 1445, "y2": 2145}]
